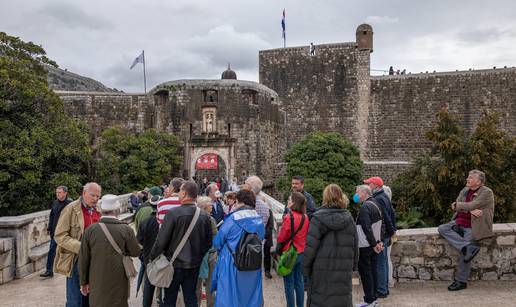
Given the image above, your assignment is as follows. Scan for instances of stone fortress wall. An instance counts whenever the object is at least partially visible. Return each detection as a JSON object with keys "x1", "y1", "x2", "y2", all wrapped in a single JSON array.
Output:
[{"x1": 55, "y1": 24, "x2": 516, "y2": 185}]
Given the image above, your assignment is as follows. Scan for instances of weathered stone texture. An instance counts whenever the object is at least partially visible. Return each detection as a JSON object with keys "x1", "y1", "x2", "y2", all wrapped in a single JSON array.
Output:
[{"x1": 392, "y1": 223, "x2": 516, "y2": 282}]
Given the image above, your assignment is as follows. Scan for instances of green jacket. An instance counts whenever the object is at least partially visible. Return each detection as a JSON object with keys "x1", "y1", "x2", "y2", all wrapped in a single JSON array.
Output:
[
  {"x1": 134, "y1": 203, "x2": 153, "y2": 231},
  {"x1": 79, "y1": 217, "x2": 141, "y2": 307}
]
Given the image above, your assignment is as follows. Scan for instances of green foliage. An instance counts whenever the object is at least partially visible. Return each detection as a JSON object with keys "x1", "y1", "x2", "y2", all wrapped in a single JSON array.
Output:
[
  {"x1": 95, "y1": 127, "x2": 182, "y2": 194},
  {"x1": 393, "y1": 108, "x2": 516, "y2": 226},
  {"x1": 278, "y1": 132, "x2": 363, "y2": 214},
  {"x1": 0, "y1": 32, "x2": 90, "y2": 216},
  {"x1": 397, "y1": 208, "x2": 428, "y2": 229}
]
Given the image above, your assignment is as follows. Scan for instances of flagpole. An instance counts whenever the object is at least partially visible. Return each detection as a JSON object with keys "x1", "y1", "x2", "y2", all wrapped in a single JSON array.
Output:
[{"x1": 142, "y1": 50, "x2": 147, "y2": 94}]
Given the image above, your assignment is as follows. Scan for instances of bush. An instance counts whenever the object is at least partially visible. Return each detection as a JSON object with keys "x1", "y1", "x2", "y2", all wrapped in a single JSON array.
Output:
[
  {"x1": 94, "y1": 127, "x2": 182, "y2": 194},
  {"x1": 392, "y1": 108, "x2": 516, "y2": 226},
  {"x1": 278, "y1": 132, "x2": 363, "y2": 215}
]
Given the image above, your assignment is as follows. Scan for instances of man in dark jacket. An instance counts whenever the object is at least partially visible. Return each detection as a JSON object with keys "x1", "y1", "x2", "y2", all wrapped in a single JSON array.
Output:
[
  {"x1": 207, "y1": 183, "x2": 225, "y2": 225},
  {"x1": 41, "y1": 185, "x2": 72, "y2": 278},
  {"x1": 365, "y1": 176, "x2": 396, "y2": 298},
  {"x1": 149, "y1": 181, "x2": 213, "y2": 307},
  {"x1": 137, "y1": 200, "x2": 159, "y2": 307},
  {"x1": 354, "y1": 185, "x2": 384, "y2": 307},
  {"x1": 291, "y1": 176, "x2": 316, "y2": 219}
]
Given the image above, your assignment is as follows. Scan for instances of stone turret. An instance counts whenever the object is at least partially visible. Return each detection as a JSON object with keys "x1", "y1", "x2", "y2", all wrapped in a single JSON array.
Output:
[{"x1": 356, "y1": 23, "x2": 373, "y2": 52}]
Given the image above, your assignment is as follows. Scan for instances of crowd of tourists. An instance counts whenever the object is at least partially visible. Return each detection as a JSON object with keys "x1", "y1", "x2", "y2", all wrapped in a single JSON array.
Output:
[{"x1": 41, "y1": 169, "x2": 493, "y2": 307}]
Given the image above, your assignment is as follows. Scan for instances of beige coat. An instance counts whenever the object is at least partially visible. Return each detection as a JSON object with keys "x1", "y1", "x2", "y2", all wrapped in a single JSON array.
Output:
[
  {"x1": 454, "y1": 185, "x2": 495, "y2": 241},
  {"x1": 53, "y1": 199, "x2": 100, "y2": 276}
]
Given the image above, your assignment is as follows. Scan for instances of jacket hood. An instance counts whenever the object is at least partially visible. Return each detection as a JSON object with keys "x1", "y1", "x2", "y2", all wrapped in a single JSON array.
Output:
[
  {"x1": 232, "y1": 209, "x2": 265, "y2": 238},
  {"x1": 314, "y1": 207, "x2": 353, "y2": 230}
]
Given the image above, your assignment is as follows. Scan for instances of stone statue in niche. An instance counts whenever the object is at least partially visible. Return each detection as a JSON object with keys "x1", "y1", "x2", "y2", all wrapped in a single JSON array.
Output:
[{"x1": 205, "y1": 112, "x2": 215, "y2": 132}]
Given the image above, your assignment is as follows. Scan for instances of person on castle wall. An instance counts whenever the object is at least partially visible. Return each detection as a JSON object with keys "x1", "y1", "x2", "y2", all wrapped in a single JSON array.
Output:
[
  {"x1": 438, "y1": 169, "x2": 494, "y2": 291},
  {"x1": 41, "y1": 185, "x2": 73, "y2": 278},
  {"x1": 389, "y1": 66, "x2": 394, "y2": 75},
  {"x1": 78, "y1": 194, "x2": 141, "y2": 307},
  {"x1": 309, "y1": 42, "x2": 316, "y2": 56},
  {"x1": 364, "y1": 176, "x2": 396, "y2": 299},
  {"x1": 54, "y1": 182, "x2": 102, "y2": 307}
]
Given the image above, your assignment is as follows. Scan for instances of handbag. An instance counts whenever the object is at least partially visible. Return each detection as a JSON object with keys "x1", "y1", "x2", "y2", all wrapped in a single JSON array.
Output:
[
  {"x1": 98, "y1": 222, "x2": 138, "y2": 278},
  {"x1": 277, "y1": 212, "x2": 305, "y2": 276},
  {"x1": 146, "y1": 207, "x2": 200, "y2": 287}
]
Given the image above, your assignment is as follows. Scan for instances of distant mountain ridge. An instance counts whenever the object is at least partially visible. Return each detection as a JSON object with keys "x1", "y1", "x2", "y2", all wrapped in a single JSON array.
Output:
[{"x1": 47, "y1": 65, "x2": 117, "y2": 92}]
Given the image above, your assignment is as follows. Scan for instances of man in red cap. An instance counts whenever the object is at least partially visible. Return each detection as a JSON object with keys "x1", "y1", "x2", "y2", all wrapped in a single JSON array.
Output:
[{"x1": 364, "y1": 176, "x2": 396, "y2": 299}]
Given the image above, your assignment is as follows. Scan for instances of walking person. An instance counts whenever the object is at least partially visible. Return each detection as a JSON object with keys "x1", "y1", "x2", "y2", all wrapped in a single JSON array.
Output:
[
  {"x1": 438, "y1": 170, "x2": 494, "y2": 291},
  {"x1": 196, "y1": 196, "x2": 219, "y2": 307},
  {"x1": 41, "y1": 185, "x2": 72, "y2": 278},
  {"x1": 211, "y1": 189, "x2": 265, "y2": 307},
  {"x1": 303, "y1": 184, "x2": 358, "y2": 307},
  {"x1": 137, "y1": 194, "x2": 160, "y2": 307},
  {"x1": 149, "y1": 181, "x2": 213, "y2": 307},
  {"x1": 354, "y1": 185, "x2": 384, "y2": 307},
  {"x1": 277, "y1": 192, "x2": 309, "y2": 307},
  {"x1": 291, "y1": 176, "x2": 316, "y2": 218},
  {"x1": 54, "y1": 182, "x2": 102, "y2": 307},
  {"x1": 78, "y1": 194, "x2": 141, "y2": 307}
]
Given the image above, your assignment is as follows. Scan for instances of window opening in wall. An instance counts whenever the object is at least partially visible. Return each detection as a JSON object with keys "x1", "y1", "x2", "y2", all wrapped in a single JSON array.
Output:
[
  {"x1": 227, "y1": 123, "x2": 231, "y2": 137},
  {"x1": 189, "y1": 123, "x2": 193, "y2": 137},
  {"x1": 203, "y1": 90, "x2": 218, "y2": 103}
]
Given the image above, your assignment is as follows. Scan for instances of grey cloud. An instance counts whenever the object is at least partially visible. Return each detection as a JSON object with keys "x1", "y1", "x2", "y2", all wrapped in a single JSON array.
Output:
[
  {"x1": 457, "y1": 28, "x2": 515, "y2": 44},
  {"x1": 39, "y1": 2, "x2": 112, "y2": 30}
]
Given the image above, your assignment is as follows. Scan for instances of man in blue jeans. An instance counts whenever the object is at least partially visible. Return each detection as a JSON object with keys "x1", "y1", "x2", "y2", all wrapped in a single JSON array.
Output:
[
  {"x1": 41, "y1": 186, "x2": 72, "y2": 278},
  {"x1": 365, "y1": 177, "x2": 396, "y2": 299}
]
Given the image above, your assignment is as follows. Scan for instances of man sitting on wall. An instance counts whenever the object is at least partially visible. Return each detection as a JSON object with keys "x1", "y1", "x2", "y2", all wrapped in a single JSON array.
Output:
[{"x1": 438, "y1": 169, "x2": 494, "y2": 291}]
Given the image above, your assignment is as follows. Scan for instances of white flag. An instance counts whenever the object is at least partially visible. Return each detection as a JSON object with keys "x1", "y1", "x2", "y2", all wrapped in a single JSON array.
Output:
[{"x1": 130, "y1": 51, "x2": 144, "y2": 69}]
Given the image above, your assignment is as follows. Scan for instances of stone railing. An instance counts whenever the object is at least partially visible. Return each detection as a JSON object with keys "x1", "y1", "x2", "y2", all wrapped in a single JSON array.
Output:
[
  {"x1": 0, "y1": 193, "x2": 132, "y2": 284},
  {"x1": 391, "y1": 223, "x2": 516, "y2": 282}
]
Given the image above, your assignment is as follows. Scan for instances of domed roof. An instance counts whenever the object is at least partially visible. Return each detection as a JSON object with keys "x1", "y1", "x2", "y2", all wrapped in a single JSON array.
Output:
[
  {"x1": 221, "y1": 64, "x2": 237, "y2": 80},
  {"x1": 356, "y1": 23, "x2": 373, "y2": 33}
]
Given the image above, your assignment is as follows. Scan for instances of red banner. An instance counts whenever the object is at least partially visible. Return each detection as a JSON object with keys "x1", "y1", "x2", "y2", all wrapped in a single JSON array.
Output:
[{"x1": 196, "y1": 154, "x2": 218, "y2": 170}]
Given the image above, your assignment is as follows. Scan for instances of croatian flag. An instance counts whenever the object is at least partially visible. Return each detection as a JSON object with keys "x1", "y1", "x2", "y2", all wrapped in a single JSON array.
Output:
[{"x1": 281, "y1": 9, "x2": 286, "y2": 39}]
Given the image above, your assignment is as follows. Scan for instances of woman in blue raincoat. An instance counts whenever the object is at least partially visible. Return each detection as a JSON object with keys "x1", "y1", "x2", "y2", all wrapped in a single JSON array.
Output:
[{"x1": 211, "y1": 189, "x2": 265, "y2": 307}]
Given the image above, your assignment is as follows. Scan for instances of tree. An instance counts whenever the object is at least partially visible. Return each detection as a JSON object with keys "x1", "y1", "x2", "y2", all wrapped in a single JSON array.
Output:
[
  {"x1": 0, "y1": 32, "x2": 90, "y2": 216},
  {"x1": 278, "y1": 132, "x2": 363, "y2": 214},
  {"x1": 94, "y1": 127, "x2": 182, "y2": 194},
  {"x1": 393, "y1": 108, "x2": 516, "y2": 226}
]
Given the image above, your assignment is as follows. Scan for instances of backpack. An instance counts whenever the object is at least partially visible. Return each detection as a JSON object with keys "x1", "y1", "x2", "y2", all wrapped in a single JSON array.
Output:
[
  {"x1": 228, "y1": 230, "x2": 263, "y2": 271},
  {"x1": 277, "y1": 212, "x2": 306, "y2": 276}
]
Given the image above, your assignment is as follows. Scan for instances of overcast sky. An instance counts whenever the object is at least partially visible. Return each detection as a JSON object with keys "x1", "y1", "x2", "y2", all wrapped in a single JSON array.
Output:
[{"x1": 2, "y1": 0, "x2": 516, "y2": 92}]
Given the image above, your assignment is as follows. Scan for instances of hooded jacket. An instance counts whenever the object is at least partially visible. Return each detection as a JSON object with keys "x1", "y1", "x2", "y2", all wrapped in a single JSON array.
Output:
[
  {"x1": 211, "y1": 207, "x2": 265, "y2": 307},
  {"x1": 302, "y1": 207, "x2": 358, "y2": 307}
]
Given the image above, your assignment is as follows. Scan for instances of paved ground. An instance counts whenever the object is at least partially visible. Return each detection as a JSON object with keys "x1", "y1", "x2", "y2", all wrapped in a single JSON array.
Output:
[{"x1": 1, "y1": 267, "x2": 515, "y2": 306}]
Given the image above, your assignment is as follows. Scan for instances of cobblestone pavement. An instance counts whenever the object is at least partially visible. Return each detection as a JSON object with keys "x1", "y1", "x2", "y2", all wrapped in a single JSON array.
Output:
[{"x1": 1, "y1": 268, "x2": 515, "y2": 307}]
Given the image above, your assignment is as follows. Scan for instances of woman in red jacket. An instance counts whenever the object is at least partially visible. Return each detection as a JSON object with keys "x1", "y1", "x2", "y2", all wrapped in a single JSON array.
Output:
[{"x1": 277, "y1": 191, "x2": 310, "y2": 307}]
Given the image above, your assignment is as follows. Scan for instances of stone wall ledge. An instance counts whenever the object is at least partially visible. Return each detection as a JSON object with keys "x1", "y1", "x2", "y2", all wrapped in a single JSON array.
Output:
[
  {"x1": 0, "y1": 210, "x2": 50, "y2": 228},
  {"x1": 28, "y1": 242, "x2": 50, "y2": 262}
]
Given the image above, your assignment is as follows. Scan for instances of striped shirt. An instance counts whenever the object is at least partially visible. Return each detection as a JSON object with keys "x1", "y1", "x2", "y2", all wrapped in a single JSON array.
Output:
[
  {"x1": 157, "y1": 194, "x2": 181, "y2": 225},
  {"x1": 255, "y1": 199, "x2": 270, "y2": 226}
]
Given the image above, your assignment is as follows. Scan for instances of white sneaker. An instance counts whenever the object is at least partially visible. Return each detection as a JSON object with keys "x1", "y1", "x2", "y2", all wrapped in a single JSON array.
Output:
[{"x1": 355, "y1": 302, "x2": 379, "y2": 307}]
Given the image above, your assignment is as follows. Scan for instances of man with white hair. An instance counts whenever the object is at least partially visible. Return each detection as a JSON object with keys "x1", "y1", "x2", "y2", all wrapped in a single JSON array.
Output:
[
  {"x1": 244, "y1": 176, "x2": 272, "y2": 278},
  {"x1": 354, "y1": 184, "x2": 384, "y2": 307},
  {"x1": 54, "y1": 182, "x2": 102, "y2": 307},
  {"x1": 438, "y1": 169, "x2": 494, "y2": 291},
  {"x1": 79, "y1": 194, "x2": 141, "y2": 306}
]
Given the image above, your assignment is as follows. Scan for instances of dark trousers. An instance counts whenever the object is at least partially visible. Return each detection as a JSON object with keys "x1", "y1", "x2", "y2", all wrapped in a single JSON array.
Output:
[
  {"x1": 358, "y1": 247, "x2": 378, "y2": 304},
  {"x1": 142, "y1": 275, "x2": 156, "y2": 307},
  {"x1": 163, "y1": 267, "x2": 200, "y2": 307},
  {"x1": 264, "y1": 240, "x2": 272, "y2": 272},
  {"x1": 45, "y1": 237, "x2": 57, "y2": 273}
]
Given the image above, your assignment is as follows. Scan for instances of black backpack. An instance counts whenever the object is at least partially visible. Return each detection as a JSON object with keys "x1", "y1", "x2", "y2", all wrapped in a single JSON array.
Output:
[{"x1": 229, "y1": 230, "x2": 263, "y2": 271}]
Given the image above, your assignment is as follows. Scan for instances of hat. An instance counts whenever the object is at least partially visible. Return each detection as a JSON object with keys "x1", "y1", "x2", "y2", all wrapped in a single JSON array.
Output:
[
  {"x1": 148, "y1": 186, "x2": 162, "y2": 196},
  {"x1": 99, "y1": 194, "x2": 121, "y2": 211},
  {"x1": 364, "y1": 176, "x2": 384, "y2": 187},
  {"x1": 149, "y1": 195, "x2": 161, "y2": 206}
]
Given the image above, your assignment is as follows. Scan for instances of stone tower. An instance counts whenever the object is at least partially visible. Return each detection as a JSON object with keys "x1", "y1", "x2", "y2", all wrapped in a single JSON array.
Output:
[{"x1": 356, "y1": 23, "x2": 373, "y2": 52}]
